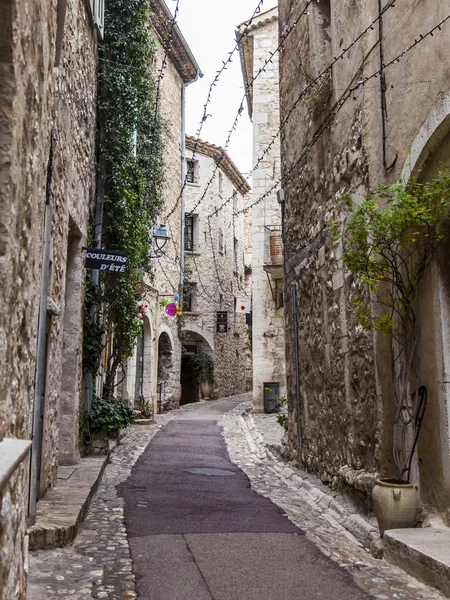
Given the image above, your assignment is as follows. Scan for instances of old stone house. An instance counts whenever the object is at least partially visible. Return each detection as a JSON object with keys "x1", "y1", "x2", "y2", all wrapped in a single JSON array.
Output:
[
  {"x1": 237, "y1": 6, "x2": 287, "y2": 413},
  {"x1": 0, "y1": 0, "x2": 100, "y2": 597},
  {"x1": 181, "y1": 135, "x2": 251, "y2": 402},
  {"x1": 121, "y1": 0, "x2": 202, "y2": 412},
  {"x1": 279, "y1": 0, "x2": 450, "y2": 517}
]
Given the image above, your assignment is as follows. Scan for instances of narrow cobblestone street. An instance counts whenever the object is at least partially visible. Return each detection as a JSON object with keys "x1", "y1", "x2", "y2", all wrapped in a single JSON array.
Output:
[{"x1": 28, "y1": 395, "x2": 445, "y2": 599}]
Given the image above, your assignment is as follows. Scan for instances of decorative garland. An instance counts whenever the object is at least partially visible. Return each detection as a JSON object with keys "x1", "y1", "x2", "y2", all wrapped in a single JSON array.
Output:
[{"x1": 85, "y1": 0, "x2": 164, "y2": 396}]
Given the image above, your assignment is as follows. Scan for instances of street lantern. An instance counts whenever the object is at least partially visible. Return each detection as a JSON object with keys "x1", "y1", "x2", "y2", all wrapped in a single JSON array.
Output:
[{"x1": 151, "y1": 224, "x2": 170, "y2": 258}]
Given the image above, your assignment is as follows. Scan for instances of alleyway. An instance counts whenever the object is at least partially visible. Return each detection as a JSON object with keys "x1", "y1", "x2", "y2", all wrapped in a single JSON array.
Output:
[
  {"x1": 27, "y1": 395, "x2": 445, "y2": 600},
  {"x1": 119, "y1": 397, "x2": 365, "y2": 599}
]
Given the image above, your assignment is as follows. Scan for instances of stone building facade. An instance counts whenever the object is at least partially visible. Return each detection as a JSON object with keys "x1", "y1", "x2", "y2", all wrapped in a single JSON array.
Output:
[
  {"x1": 237, "y1": 7, "x2": 287, "y2": 412},
  {"x1": 279, "y1": 0, "x2": 450, "y2": 516},
  {"x1": 122, "y1": 0, "x2": 202, "y2": 412},
  {"x1": 182, "y1": 136, "x2": 251, "y2": 402}
]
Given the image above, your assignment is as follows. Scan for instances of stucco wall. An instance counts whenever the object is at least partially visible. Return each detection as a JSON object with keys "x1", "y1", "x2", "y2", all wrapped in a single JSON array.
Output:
[
  {"x1": 249, "y1": 14, "x2": 286, "y2": 411},
  {"x1": 279, "y1": 0, "x2": 450, "y2": 511}
]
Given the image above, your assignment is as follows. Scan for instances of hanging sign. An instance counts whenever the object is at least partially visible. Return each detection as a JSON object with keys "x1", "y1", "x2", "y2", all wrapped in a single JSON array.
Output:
[
  {"x1": 216, "y1": 311, "x2": 228, "y2": 333},
  {"x1": 84, "y1": 248, "x2": 128, "y2": 272},
  {"x1": 235, "y1": 297, "x2": 251, "y2": 314}
]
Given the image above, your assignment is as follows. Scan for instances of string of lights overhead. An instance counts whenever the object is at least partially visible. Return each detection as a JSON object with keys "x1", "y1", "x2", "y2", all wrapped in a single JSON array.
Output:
[
  {"x1": 207, "y1": 0, "x2": 400, "y2": 220},
  {"x1": 164, "y1": 0, "x2": 266, "y2": 221},
  {"x1": 232, "y1": 11, "x2": 450, "y2": 220}
]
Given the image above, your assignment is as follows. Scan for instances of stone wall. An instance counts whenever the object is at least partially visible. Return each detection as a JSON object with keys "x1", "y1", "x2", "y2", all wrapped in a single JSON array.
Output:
[
  {"x1": 0, "y1": 0, "x2": 97, "y2": 595},
  {"x1": 184, "y1": 147, "x2": 249, "y2": 399},
  {"x1": 0, "y1": 1, "x2": 57, "y2": 597},
  {"x1": 152, "y1": 47, "x2": 184, "y2": 409},
  {"x1": 40, "y1": 0, "x2": 98, "y2": 489},
  {"x1": 279, "y1": 0, "x2": 450, "y2": 511}
]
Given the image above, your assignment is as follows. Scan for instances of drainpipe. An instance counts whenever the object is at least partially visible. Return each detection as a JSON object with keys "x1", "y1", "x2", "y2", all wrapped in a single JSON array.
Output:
[
  {"x1": 29, "y1": 132, "x2": 54, "y2": 522},
  {"x1": 291, "y1": 281, "x2": 302, "y2": 453}
]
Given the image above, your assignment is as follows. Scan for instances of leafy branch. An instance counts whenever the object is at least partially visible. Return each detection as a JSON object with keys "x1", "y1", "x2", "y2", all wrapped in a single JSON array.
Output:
[{"x1": 332, "y1": 170, "x2": 450, "y2": 480}]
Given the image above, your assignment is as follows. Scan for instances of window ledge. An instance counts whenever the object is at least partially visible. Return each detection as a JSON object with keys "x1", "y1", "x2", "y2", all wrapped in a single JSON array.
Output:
[
  {"x1": 185, "y1": 250, "x2": 201, "y2": 257},
  {"x1": 187, "y1": 182, "x2": 201, "y2": 188},
  {"x1": 0, "y1": 438, "x2": 32, "y2": 492}
]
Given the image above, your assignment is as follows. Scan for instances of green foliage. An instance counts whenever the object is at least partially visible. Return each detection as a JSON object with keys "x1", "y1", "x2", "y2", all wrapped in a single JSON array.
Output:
[
  {"x1": 304, "y1": 72, "x2": 332, "y2": 119},
  {"x1": 338, "y1": 171, "x2": 450, "y2": 336},
  {"x1": 276, "y1": 395, "x2": 288, "y2": 430},
  {"x1": 83, "y1": 277, "x2": 106, "y2": 376},
  {"x1": 264, "y1": 387, "x2": 288, "y2": 430},
  {"x1": 245, "y1": 325, "x2": 253, "y2": 353},
  {"x1": 189, "y1": 352, "x2": 215, "y2": 384},
  {"x1": 86, "y1": 394, "x2": 135, "y2": 433},
  {"x1": 88, "y1": 0, "x2": 164, "y2": 394}
]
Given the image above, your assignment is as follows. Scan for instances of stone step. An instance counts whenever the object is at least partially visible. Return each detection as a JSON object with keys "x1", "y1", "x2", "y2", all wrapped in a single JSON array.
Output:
[
  {"x1": 384, "y1": 527, "x2": 450, "y2": 597},
  {"x1": 28, "y1": 455, "x2": 109, "y2": 551}
]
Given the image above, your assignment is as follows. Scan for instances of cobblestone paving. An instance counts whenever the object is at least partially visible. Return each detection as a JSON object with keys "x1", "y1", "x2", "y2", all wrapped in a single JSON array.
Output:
[
  {"x1": 220, "y1": 401, "x2": 446, "y2": 600},
  {"x1": 27, "y1": 400, "x2": 212, "y2": 600},
  {"x1": 28, "y1": 395, "x2": 445, "y2": 600}
]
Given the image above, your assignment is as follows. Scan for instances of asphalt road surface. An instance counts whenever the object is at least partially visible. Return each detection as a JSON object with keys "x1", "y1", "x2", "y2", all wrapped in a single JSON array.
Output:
[{"x1": 119, "y1": 398, "x2": 368, "y2": 600}]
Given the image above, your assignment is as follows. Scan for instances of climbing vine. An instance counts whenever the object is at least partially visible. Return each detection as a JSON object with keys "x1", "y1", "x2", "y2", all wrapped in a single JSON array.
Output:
[{"x1": 85, "y1": 0, "x2": 164, "y2": 396}]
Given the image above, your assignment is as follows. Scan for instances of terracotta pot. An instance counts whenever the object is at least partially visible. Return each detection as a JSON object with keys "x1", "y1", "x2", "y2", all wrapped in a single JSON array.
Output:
[
  {"x1": 269, "y1": 230, "x2": 283, "y2": 265},
  {"x1": 200, "y1": 381, "x2": 213, "y2": 400},
  {"x1": 372, "y1": 478, "x2": 419, "y2": 537}
]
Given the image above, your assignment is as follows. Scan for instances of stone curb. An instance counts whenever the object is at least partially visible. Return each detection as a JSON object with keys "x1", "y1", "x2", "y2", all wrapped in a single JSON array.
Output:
[
  {"x1": 28, "y1": 452, "x2": 111, "y2": 551},
  {"x1": 237, "y1": 407, "x2": 382, "y2": 555}
]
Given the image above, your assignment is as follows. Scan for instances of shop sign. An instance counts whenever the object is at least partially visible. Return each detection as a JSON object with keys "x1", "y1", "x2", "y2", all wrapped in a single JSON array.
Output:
[
  {"x1": 216, "y1": 311, "x2": 228, "y2": 333},
  {"x1": 84, "y1": 248, "x2": 128, "y2": 272}
]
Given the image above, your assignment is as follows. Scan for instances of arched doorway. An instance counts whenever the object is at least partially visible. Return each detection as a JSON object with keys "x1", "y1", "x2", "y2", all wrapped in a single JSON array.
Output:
[
  {"x1": 157, "y1": 332, "x2": 173, "y2": 412},
  {"x1": 401, "y1": 101, "x2": 450, "y2": 512},
  {"x1": 180, "y1": 332, "x2": 214, "y2": 406}
]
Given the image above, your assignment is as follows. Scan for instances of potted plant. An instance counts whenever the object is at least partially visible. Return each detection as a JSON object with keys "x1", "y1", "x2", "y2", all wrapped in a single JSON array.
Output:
[
  {"x1": 83, "y1": 394, "x2": 135, "y2": 454},
  {"x1": 331, "y1": 170, "x2": 450, "y2": 535},
  {"x1": 189, "y1": 352, "x2": 215, "y2": 400}
]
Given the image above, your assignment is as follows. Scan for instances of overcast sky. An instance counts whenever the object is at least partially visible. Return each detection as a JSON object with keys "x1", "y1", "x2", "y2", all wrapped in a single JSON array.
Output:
[{"x1": 172, "y1": 0, "x2": 278, "y2": 176}]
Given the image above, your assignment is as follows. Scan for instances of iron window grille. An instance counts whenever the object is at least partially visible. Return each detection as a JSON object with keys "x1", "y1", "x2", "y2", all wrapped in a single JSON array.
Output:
[
  {"x1": 183, "y1": 283, "x2": 196, "y2": 312},
  {"x1": 186, "y1": 160, "x2": 195, "y2": 183},
  {"x1": 185, "y1": 216, "x2": 194, "y2": 251}
]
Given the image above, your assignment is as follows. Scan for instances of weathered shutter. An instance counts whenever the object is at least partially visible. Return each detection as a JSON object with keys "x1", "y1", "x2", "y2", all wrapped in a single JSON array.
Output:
[{"x1": 94, "y1": 0, "x2": 105, "y2": 39}]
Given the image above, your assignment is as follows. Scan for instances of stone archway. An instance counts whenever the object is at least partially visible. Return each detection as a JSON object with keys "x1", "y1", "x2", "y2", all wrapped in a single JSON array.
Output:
[
  {"x1": 180, "y1": 331, "x2": 214, "y2": 406},
  {"x1": 401, "y1": 98, "x2": 450, "y2": 513}
]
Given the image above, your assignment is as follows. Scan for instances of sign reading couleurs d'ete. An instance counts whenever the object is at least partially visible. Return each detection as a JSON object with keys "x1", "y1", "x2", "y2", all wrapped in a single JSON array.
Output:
[{"x1": 84, "y1": 248, "x2": 128, "y2": 272}]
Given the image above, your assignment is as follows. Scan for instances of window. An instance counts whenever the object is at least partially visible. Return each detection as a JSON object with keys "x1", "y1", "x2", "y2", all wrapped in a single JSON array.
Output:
[
  {"x1": 234, "y1": 237, "x2": 238, "y2": 259},
  {"x1": 186, "y1": 160, "x2": 196, "y2": 184},
  {"x1": 94, "y1": 0, "x2": 105, "y2": 39},
  {"x1": 276, "y1": 279, "x2": 284, "y2": 309},
  {"x1": 233, "y1": 191, "x2": 238, "y2": 213},
  {"x1": 183, "y1": 283, "x2": 197, "y2": 312},
  {"x1": 219, "y1": 227, "x2": 224, "y2": 253},
  {"x1": 218, "y1": 171, "x2": 223, "y2": 195},
  {"x1": 185, "y1": 215, "x2": 194, "y2": 251}
]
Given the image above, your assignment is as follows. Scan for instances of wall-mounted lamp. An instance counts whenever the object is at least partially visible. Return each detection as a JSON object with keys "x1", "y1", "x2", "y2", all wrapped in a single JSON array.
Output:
[{"x1": 151, "y1": 224, "x2": 170, "y2": 258}]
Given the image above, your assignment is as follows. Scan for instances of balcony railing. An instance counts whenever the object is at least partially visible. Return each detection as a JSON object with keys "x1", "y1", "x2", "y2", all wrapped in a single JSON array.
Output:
[{"x1": 264, "y1": 225, "x2": 283, "y2": 267}]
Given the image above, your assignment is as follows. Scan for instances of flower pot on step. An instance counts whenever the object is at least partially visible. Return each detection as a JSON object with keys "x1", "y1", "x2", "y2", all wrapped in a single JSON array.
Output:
[{"x1": 372, "y1": 478, "x2": 419, "y2": 537}]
